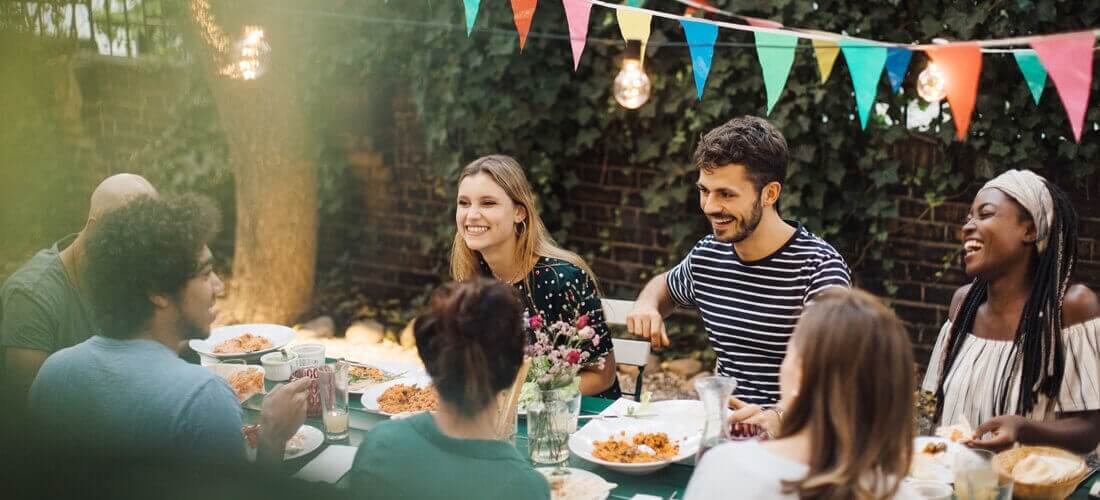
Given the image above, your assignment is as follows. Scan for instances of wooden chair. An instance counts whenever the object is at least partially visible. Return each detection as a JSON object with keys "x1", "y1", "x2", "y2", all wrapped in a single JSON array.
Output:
[{"x1": 601, "y1": 298, "x2": 651, "y2": 400}]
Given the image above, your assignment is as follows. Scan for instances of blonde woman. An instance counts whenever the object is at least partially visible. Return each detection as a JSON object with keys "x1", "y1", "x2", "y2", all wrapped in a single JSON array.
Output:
[
  {"x1": 685, "y1": 289, "x2": 917, "y2": 499},
  {"x1": 451, "y1": 155, "x2": 619, "y2": 398}
]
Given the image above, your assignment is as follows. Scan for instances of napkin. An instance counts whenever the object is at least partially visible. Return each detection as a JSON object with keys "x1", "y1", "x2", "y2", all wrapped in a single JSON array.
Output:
[{"x1": 292, "y1": 445, "x2": 357, "y2": 484}]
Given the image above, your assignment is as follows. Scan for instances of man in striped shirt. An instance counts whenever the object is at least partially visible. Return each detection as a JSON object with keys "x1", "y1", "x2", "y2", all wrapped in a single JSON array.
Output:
[{"x1": 627, "y1": 116, "x2": 851, "y2": 409}]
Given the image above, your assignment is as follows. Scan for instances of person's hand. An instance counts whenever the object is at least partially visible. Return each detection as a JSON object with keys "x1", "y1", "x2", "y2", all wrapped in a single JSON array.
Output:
[
  {"x1": 626, "y1": 304, "x2": 668, "y2": 350},
  {"x1": 260, "y1": 377, "x2": 310, "y2": 445},
  {"x1": 967, "y1": 415, "x2": 1028, "y2": 451},
  {"x1": 728, "y1": 397, "x2": 781, "y2": 436}
]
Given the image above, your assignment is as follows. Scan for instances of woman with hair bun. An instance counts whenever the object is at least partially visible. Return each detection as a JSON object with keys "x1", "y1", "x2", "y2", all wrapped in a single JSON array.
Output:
[{"x1": 350, "y1": 278, "x2": 549, "y2": 500}]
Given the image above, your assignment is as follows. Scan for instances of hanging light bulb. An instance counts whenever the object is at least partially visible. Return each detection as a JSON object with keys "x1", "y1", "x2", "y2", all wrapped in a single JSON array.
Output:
[
  {"x1": 230, "y1": 25, "x2": 270, "y2": 80},
  {"x1": 614, "y1": 40, "x2": 651, "y2": 109},
  {"x1": 917, "y1": 62, "x2": 947, "y2": 103}
]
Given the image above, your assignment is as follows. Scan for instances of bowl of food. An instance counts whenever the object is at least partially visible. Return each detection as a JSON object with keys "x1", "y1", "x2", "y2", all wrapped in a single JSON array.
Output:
[
  {"x1": 992, "y1": 446, "x2": 1089, "y2": 500},
  {"x1": 908, "y1": 436, "x2": 961, "y2": 483},
  {"x1": 536, "y1": 467, "x2": 617, "y2": 500},
  {"x1": 359, "y1": 376, "x2": 438, "y2": 417},
  {"x1": 190, "y1": 324, "x2": 296, "y2": 361},
  {"x1": 569, "y1": 419, "x2": 699, "y2": 475}
]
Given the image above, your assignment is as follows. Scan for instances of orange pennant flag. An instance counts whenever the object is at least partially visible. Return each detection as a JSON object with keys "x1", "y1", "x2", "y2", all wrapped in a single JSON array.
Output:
[
  {"x1": 511, "y1": 0, "x2": 539, "y2": 51},
  {"x1": 925, "y1": 44, "x2": 983, "y2": 140}
]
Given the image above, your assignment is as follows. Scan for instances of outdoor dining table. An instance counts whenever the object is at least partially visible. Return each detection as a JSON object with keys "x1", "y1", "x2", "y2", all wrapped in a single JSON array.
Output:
[
  {"x1": 244, "y1": 372, "x2": 1100, "y2": 499},
  {"x1": 244, "y1": 377, "x2": 693, "y2": 499}
]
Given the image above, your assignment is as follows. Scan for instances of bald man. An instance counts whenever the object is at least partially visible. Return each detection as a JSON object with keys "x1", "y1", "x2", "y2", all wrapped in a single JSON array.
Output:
[{"x1": 1, "y1": 174, "x2": 157, "y2": 405}]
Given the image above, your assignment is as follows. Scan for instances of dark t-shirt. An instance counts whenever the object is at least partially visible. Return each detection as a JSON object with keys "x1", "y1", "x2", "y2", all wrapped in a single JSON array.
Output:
[
  {"x1": 0, "y1": 235, "x2": 98, "y2": 373},
  {"x1": 483, "y1": 256, "x2": 622, "y2": 400}
]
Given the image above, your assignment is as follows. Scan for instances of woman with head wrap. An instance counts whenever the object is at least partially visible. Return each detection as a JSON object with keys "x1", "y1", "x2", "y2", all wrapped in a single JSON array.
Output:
[{"x1": 922, "y1": 169, "x2": 1100, "y2": 453}]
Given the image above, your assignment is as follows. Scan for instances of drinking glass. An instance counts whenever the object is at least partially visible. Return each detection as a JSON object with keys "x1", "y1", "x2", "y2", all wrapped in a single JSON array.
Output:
[
  {"x1": 319, "y1": 361, "x2": 350, "y2": 442},
  {"x1": 954, "y1": 448, "x2": 1013, "y2": 500},
  {"x1": 290, "y1": 343, "x2": 326, "y2": 369}
]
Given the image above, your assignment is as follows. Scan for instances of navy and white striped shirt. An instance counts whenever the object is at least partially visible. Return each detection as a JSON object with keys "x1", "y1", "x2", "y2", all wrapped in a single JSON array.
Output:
[{"x1": 667, "y1": 223, "x2": 851, "y2": 405}]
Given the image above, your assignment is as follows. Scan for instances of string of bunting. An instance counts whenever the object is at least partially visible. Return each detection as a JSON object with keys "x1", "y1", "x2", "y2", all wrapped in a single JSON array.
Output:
[{"x1": 430, "y1": 1, "x2": 1099, "y2": 142}]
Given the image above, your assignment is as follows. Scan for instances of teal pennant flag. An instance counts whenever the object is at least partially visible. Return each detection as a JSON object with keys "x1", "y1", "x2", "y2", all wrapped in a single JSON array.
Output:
[
  {"x1": 463, "y1": 0, "x2": 481, "y2": 36},
  {"x1": 840, "y1": 41, "x2": 888, "y2": 129},
  {"x1": 753, "y1": 32, "x2": 798, "y2": 114},
  {"x1": 681, "y1": 20, "x2": 719, "y2": 100},
  {"x1": 1013, "y1": 50, "x2": 1047, "y2": 105},
  {"x1": 885, "y1": 48, "x2": 913, "y2": 93}
]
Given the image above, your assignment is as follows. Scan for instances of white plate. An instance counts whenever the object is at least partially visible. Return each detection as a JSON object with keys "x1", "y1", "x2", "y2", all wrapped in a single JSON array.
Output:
[
  {"x1": 359, "y1": 375, "x2": 435, "y2": 416},
  {"x1": 536, "y1": 467, "x2": 615, "y2": 500},
  {"x1": 569, "y1": 419, "x2": 700, "y2": 475},
  {"x1": 207, "y1": 363, "x2": 266, "y2": 402},
  {"x1": 347, "y1": 361, "x2": 425, "y2": 394},
  {"x1": 245, "y1": 424, "x2": 323, "y2": 462},
  {"x1": 909, "y1": 436, "x2": 962, "y2": 483},
  {"x1": 190, "y1": 324, "x2": 296, "y2": 360}
]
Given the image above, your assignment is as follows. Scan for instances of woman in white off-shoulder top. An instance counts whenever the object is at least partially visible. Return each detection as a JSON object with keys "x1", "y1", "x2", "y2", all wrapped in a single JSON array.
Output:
[{"x1": 922, "y1": 169, "x2": 1100, "y2": 453}]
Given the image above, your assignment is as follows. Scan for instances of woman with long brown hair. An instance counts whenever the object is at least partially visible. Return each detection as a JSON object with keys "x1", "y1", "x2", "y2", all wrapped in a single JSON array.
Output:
[
  {"x1": 685, "y1": 289, "x2": 916, "y2": 499},
  {"x1": 451, "y1": 155, "x2": 619, "y2": 398}
]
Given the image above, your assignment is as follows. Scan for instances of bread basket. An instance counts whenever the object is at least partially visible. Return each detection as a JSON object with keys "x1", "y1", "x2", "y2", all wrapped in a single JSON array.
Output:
[{"x1": 992, "y1": 446, "x2": 1089, "y2": 499}]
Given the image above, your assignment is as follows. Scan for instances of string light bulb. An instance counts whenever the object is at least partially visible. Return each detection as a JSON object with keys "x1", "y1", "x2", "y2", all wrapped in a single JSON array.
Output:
[
  {"x1": 614, "y1": 40, "x2": 651, "y2": 109},
  {"x1": 231, "y1": 26, "x2": 270, "y2": 80},
  {"x1": 917, "y1": 62, "x2": 947, "y2": 103}
]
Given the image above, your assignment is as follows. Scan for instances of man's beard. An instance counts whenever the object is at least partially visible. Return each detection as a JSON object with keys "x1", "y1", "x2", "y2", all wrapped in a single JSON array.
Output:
[
  {"x1": 177, "y1": 312, "x2": 209, "y2": 341},
  {"x1": 715, "y1": 196, "x2": 764, "y2": 243}
]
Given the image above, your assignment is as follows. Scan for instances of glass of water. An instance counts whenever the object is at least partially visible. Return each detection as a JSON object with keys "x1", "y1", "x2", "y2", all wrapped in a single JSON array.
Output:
[{"x1": 954, "y1": 448, "x2": 1013, "y2": 500}]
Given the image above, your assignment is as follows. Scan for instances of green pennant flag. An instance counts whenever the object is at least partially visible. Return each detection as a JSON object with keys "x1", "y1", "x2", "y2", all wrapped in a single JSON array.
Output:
[
  {"x1": 753, "y1": 32, "x2": 798, "y2": 115},
  {"x1": 1013, "y1": 50, "x2": 1047, "y2": 105},
  {"x1": 463, "y1": 0, "x2": 481, "y2": 36},
  {"x1": 840, "y1": 41, "x2": 888, "y2": 129}
]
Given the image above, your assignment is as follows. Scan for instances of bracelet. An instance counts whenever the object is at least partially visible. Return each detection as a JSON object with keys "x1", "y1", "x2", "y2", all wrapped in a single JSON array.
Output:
[{"x1": 765, "y1": 406, "x2": 784, "y2": 421}]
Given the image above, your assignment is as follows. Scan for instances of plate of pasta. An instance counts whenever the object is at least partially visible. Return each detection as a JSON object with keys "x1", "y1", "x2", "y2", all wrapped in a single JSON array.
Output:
[
  {"x1": 569, "y1": 419, "x2": 699, "y2": 475},
  {"x1": 190, "y1": 324, "x2": 296, "y2": 360},
  {"x1": 359, "y1": 375, "x2": 439, "y2": 416}
]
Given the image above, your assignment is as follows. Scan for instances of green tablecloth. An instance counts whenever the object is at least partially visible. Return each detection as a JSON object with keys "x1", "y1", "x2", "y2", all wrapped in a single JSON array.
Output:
[
  {"x1": 247, "y1": 382, "x2": 692, "y2": 499},
  {"x1": 250, "y1": 377, "x2": 1100, "y2": 499}
]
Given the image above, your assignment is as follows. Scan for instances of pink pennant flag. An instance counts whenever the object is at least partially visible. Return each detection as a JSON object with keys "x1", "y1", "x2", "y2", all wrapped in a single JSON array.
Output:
[
  {"x1": 511, "y1": 0, "x2": 538, "y2": 51},
  {"x1": 1031, "y1": 32, "x2": 1096, "y2": 142},
  {"x1": 562, "y1": 0, "x2": 592, "y2": 71}
]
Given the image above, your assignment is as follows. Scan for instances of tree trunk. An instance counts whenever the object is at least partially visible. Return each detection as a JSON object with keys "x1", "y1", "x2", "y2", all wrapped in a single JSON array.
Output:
[{"x1": 181, "y1": 0, "x2": 317, "y2": 325}]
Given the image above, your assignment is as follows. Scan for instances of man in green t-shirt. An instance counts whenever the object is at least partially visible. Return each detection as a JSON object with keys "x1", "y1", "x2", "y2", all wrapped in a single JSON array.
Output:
[{"x1": 0, "y1": 173, "x2": 157, "y2": 407}]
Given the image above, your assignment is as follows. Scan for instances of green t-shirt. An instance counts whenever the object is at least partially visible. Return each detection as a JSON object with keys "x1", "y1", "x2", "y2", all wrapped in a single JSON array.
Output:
[
  {"x1": 0, "y1": 235, "x2": 98, "y2": 368},
  {"x1": 351, "y1": 412, "x2": 550, "y2": 500}
]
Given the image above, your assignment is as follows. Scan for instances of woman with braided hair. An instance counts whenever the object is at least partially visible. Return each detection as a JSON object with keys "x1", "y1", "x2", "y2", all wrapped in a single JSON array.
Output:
[{"x1": 921, "y1": 169, "x2": 1100, "y2": 453}]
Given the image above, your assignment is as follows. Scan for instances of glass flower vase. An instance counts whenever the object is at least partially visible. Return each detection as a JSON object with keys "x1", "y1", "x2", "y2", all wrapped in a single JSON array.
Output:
[{"x1": 526, "y1": 386, "x2": 581, "y2": 465}]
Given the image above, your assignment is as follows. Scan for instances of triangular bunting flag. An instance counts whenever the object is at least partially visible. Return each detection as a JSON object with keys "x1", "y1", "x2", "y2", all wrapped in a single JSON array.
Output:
[
  {"x1": 683, "y1": 0, "x2": 711, "y2": 17},
  {"x1": 562, "y1": 0, "x2": 593, "y2": 71},
  {"x1": 925, "y1": 44, "x2": 983, "y2": 140},
  {"x1": 617, "y1": 9, "x2": 652, "y2": 65},
  {"x1": 1031, "y1": 32, "x2": 1096, "y2": 142},
  {"x1": 1013, "y1": 50, "x2": 1047, "y2": 105},
  {"x1": 511, "y1": 0, "x2": 538, "y2": 51},
  {"x1": 680, "y1": 20, "x2": 719, "y2": 100},
  {"x1": 463, "y1": 0, "x2": 481, "y2": 36},
  {"x1": 885, "y1": 48, "x2": 913, "y2": 93},
  {"x1": 754, "y1": 32, "x2": 798, "y2": 114},
  {"x1": 811, "y1": 39, "x2": 840, "y2": 84},
  {"x1": 839, "y1": 41, "x2": 888, "y2": 129},
  {"x1": 626, "y1": 0, "x2": 646, "y2": 6}
]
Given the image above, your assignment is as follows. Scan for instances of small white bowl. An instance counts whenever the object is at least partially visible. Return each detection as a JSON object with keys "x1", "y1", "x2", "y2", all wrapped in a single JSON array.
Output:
[{"x1": 260, "y1": 351, "x2": 299, "y2": 381}]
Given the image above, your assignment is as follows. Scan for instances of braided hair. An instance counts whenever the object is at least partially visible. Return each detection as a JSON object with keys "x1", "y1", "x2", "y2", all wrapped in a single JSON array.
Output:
[{"x1": 934, "y1": 180, "x2": 1078, "y2": 420}]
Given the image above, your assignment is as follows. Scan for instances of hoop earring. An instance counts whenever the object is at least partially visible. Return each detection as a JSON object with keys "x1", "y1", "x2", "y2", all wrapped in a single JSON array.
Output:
[{"x1": 516, "y1": 220, "x2": 528, "y2": 236}]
